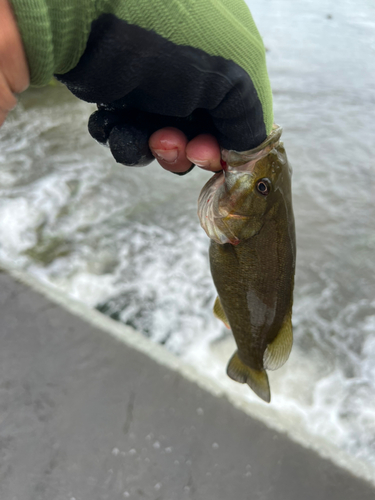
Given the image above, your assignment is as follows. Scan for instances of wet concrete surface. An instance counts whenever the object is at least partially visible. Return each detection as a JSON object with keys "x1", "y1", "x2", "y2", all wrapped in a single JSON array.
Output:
[{"x1": 0, "y1": 269, "x2": 374, "y2": 500}]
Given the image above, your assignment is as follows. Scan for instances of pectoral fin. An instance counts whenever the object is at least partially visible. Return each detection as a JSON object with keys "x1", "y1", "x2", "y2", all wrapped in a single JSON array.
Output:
[
  {"x1": 227, "y1": 352, "x2": 271, "y2": 403},
  {"x1": 263, "y1": 313, "x2": 293, "y2": 371},
  {"x1": 213, "y1": 296, "x2": 230, "y2": 329}
]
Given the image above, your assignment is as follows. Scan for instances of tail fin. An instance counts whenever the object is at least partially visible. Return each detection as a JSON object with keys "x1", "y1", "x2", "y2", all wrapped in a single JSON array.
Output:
[{"x1": 227, "y1": 352, "x2": 271, "y2": 403}]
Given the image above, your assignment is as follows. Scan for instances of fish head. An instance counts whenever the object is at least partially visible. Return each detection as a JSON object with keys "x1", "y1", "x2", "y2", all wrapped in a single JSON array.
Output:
[{"x1": 198, "y1": 125, "x2": 290, "y2": 244}]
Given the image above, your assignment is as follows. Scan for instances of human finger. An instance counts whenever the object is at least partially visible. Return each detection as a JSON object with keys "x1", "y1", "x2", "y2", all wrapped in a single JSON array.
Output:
[
  {"x1": 149, "y1": 127, "x2": 193, "y2": 175},
  {"x1": 186, "y1": 134, "x2": 222, "y2": 172}
]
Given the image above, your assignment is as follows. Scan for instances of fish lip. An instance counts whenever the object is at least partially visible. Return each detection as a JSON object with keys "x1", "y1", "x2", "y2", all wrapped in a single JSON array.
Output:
[
  {"x1": 220, "y1": 159, "x2": 228, "y2": 172},
  {"x1": 221, "y1": 124, "x2": 283, "y2": 173}
]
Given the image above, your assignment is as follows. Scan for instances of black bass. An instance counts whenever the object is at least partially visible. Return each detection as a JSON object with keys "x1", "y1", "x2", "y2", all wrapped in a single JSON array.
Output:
[{"x1": 198, "y1": 125, "x2": 296, "y2": 403}]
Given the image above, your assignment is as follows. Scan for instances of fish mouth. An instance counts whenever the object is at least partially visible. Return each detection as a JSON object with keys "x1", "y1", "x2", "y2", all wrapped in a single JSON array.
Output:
[
  {"x1": 197, "y1": 125, "x2": 283, "y2": 245},
  {"x1": 221, "y1": 124, "x2": 283, "y2": 173}
]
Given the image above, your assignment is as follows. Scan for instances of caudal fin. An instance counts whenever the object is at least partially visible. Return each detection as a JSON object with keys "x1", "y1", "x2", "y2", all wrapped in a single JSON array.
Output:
[{"x1": 227, "y1": 352, "x2": 271, "y2": 403}]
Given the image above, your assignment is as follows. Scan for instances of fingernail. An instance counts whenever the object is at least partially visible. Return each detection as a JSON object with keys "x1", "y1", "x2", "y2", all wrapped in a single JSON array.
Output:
[
  {"x1": 186, "y1": 157, "x2": 210, "y2": 169},
  {"x1": 153, "y1": 148, "x2": 178, "y2": 163}
]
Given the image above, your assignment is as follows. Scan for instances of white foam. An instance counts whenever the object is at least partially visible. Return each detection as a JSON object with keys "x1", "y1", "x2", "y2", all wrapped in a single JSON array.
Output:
[{"x1": 1, "y1": 0, "x2": 375, "y2": 483}]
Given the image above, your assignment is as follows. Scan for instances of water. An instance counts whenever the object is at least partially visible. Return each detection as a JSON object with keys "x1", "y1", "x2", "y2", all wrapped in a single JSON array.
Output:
[{"x1": 0, "y1": 0, "x2": 374, "y2": 477}]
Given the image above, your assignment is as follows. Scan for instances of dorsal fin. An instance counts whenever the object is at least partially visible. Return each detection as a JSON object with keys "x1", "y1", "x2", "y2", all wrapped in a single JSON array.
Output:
[
  {"x1": 213, "y1": 296, "x2": 230, "y2": 329},
  {"x1": 263, "y1": 313, "x2": 293, "y2": 371}
]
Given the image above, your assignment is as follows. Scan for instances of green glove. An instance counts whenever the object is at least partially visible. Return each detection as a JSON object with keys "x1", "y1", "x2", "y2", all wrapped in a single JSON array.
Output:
[{"x1": 11, "y1": 0, "x2": 273, "y2": 165}]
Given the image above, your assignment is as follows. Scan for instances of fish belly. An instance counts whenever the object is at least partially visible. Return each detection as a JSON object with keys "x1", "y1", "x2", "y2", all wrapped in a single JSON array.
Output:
[{"x1": 209, "y1": 239, "x2": 265, "y2": 368}]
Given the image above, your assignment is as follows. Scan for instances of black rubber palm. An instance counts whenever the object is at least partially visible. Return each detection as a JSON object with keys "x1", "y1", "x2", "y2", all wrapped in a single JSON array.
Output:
[{"x1": 57, "y1": 14, "x2": 266, "y2": 169}]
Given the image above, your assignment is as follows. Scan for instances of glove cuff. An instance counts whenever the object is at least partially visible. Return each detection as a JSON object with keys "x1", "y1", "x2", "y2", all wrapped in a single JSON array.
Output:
[{"x1": 10, "y1": 0, "x2": 96, "y2": 86}]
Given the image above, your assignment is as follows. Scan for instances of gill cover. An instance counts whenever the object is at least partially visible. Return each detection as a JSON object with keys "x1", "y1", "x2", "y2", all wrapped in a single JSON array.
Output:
[{"x1": 198, "y1": 125, "x2": 283, "y2": 245}]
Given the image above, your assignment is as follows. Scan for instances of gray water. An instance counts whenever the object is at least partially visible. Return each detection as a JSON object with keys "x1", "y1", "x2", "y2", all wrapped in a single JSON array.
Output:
[{"x1": 0, "y1": 0, "x2": 374, "y2": 475}]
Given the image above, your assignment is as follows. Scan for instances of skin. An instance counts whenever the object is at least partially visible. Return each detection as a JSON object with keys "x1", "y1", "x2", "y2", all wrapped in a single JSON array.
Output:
[
  {"x1": 210, "y1": 212, "x2": 295, "y2": 370},
  {"x1": 0, "y1": 0, "x2": 222, "y2": 175},
  {"x1": 0, "y1": 0, "x2": 29, "y2": 125},
  {"x1": 199, "y1": 131, "x2": 295, "y2": 377}
]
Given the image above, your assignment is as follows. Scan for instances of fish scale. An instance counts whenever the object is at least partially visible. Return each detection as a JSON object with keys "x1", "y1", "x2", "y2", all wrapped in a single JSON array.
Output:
[{"x1": 198, "y1": 125, "x2": 296, "y2": 403}]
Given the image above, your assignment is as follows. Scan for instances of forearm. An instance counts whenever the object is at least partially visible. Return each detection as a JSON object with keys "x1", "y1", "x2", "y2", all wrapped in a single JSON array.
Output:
[{"x1": 0, "y1": 0, "x2": 29, "y2": 126}]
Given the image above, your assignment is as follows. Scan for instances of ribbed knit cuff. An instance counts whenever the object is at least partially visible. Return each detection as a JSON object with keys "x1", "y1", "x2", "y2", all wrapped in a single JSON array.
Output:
[{"x1": 10, "y1": 0, "x2": 96, "y2": 86}]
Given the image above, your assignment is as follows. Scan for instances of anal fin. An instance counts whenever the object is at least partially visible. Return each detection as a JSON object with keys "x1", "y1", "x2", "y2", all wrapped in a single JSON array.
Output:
[
  {"x1": 227, "y1": 351, "x2": 271, "y2": 403},
  {"x1": 263, "y1": 313, "x2": 293, "y2": 371},
  {"x1": 213, "y1": 296, "x2": 230, "y2": 329}
]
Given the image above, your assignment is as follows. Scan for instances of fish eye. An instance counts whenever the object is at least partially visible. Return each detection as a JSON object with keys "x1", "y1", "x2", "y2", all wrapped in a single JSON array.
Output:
[{"x1": 256, "y1": 178, "x2": 271, "y2": 196}]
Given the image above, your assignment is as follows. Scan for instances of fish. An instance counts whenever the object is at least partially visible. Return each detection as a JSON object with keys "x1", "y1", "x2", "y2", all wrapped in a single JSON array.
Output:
[{"x1": 197, "y1": 124, "x2": 296, "y2": 403}]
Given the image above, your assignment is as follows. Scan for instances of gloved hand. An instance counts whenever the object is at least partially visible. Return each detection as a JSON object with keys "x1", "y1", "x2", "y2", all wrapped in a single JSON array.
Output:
[{"x1": 11, "y1": 0, "x2": 273, "y2": 174}]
